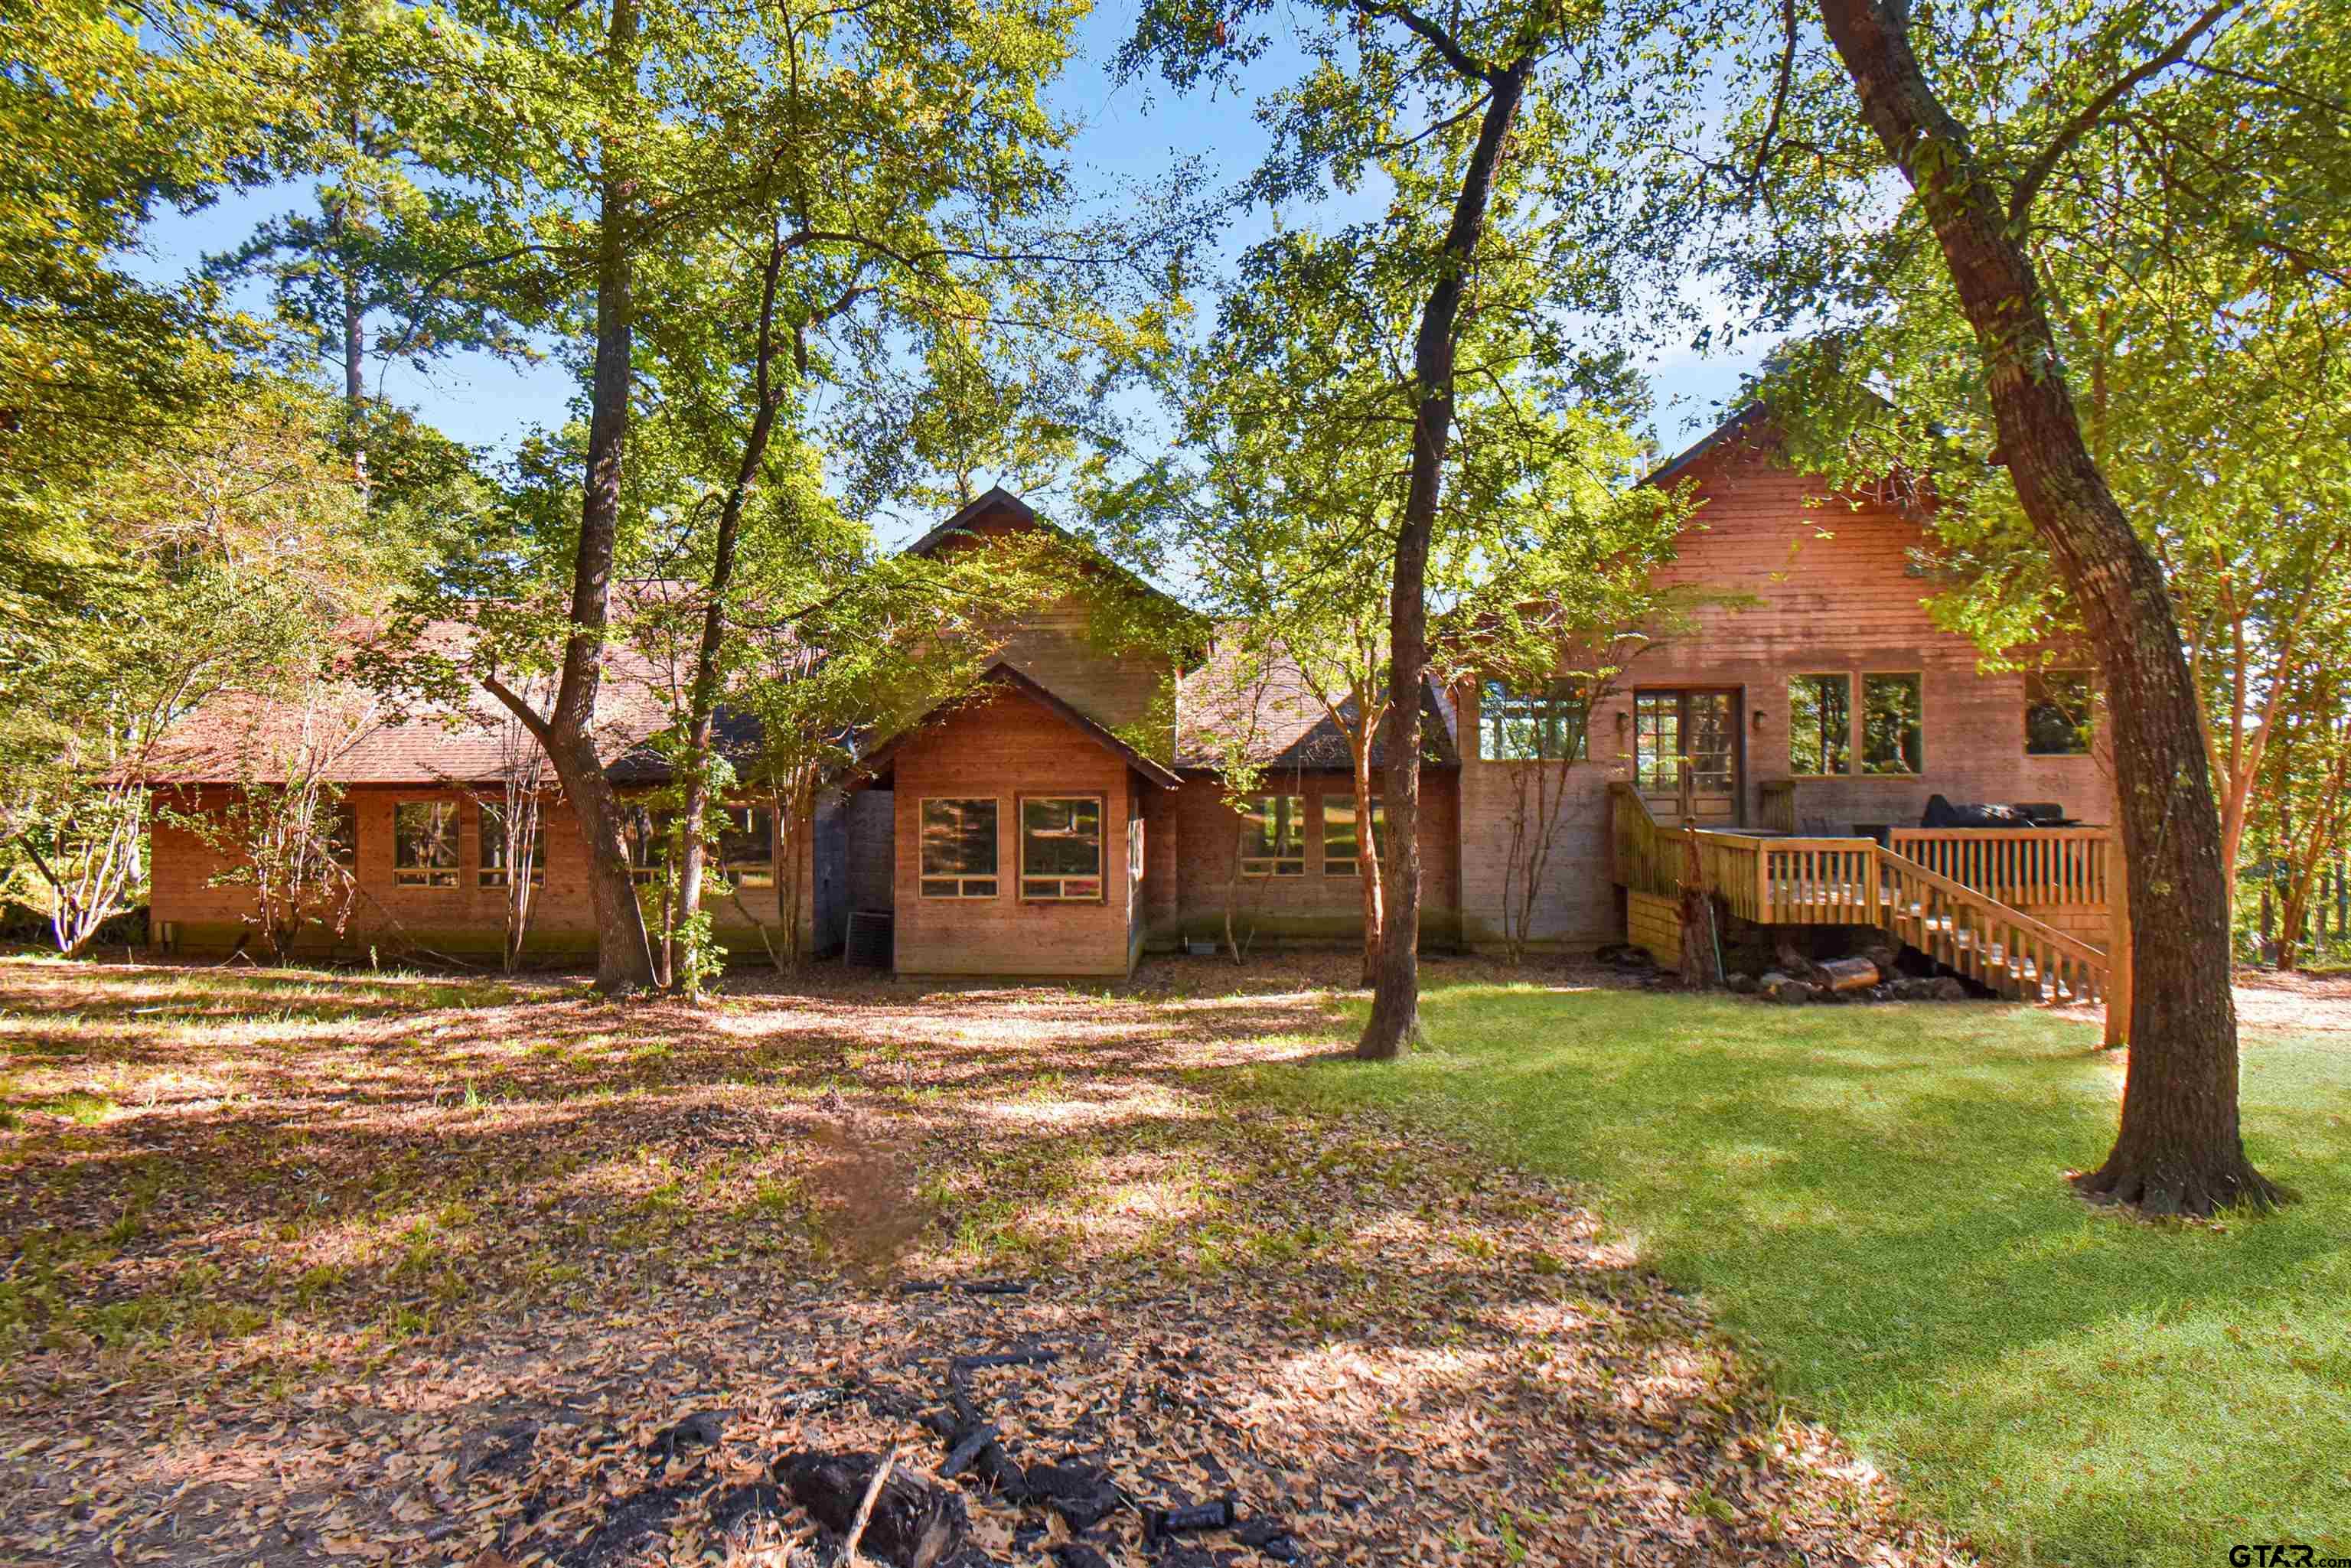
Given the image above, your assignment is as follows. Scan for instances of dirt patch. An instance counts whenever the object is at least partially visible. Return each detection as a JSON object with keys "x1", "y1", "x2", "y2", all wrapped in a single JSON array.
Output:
[
  {"x1": 2231, "y1": 967, "x2": 2351, "y2": 1034},
  {"x1": 0, "y1": 955, "x2": 1961, "y2": 1566}
]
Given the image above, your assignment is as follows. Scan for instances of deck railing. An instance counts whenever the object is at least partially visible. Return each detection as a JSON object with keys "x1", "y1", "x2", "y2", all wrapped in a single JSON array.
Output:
[
  {"x1": 1884, "y1": 826, "x2": 2110, "y2": 911},
  {"x1": 1757, "y1": 839, "x2": 1880, "y2": 924},
  {"x1": 1606, "y1": 781, "x2": 2113, "y2": 1004}
]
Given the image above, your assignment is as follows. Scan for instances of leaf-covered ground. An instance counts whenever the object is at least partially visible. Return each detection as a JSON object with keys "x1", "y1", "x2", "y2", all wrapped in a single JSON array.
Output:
[{"x1": 0, "y1": 954, "x2": 1965, "y2": 1566}]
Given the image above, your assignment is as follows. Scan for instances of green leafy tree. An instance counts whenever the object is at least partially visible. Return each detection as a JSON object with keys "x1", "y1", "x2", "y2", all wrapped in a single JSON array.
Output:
[
  {"x1": 204, "y1": 1, "x2": 533, "y2": 431},
  {"x1": 2252, "y1": 643, "x2": 2351, "y2": 972},
  {"x1": 3, "y1": 380, "x2": 388, "y2": 954},
  {"x1": 1709, "y1": 0, "x2": 2348, "y2": 1211},
  {"x1": 1121, "y1": 0, "x2": 1702, "y2": 1058},
  {"x1": 2, "y1": 0, "x2": 307, "y2": 621},
  {"x1": 387, "y1": 0, "x2": 1169, "y2": 993},
  {"x1": 1753, "y1": 133, "x2": 2351, "y2": 934},
  {"x1": 1113, "y1": 225, "x2": 1684, "y2": 982}
]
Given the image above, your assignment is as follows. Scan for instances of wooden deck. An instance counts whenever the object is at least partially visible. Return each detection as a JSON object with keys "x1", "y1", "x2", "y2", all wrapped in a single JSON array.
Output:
[{"x1": 1610, "y1": 783, "x2": 2124, "y2": 1008}]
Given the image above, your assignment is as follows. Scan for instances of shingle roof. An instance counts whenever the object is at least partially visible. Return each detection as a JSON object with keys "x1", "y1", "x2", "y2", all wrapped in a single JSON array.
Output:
[
  {"x1": 1172, "y1": 638, "x2": 1459, "y2": 772},
  {"x1": 142, "y1": 628, "x2": 741, "y2": 787}
]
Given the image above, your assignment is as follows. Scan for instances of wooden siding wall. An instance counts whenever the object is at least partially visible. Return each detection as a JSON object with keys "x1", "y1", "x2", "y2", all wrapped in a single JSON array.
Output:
[
  {"x1": 1457, "y1": 439, "x2": 2116, "y2": 953},
  {"x1": 149, "y1": 784, "x2": 814, "y2": 960},
  {"x1": 929, "y1": 515, "x2": 1173, "y2": 735},
  {"x1": 1626, "y1": 890, "x2": 1682, "y2": 967},
  {"x1": 886, "y1": 686, "x2": 1139, "y2": 976}
]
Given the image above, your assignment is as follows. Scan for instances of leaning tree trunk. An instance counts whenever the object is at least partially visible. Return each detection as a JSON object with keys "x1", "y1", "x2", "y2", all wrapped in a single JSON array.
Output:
[
  {"x1": 491, "y1": 0, "x2": 657, "y2": 995},
  {"x1": 670, "y1": 239, "x2": 787, "y2": 990},
  {"x1": 1359, "y1": 56, "x2": 1533, "y2": 1061},
  {"x1": 1818, "y1": 0, "x2": 2279, "y2": 1214}
]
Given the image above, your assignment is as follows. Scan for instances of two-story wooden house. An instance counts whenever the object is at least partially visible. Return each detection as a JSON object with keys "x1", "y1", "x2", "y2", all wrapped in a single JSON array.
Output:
[{"x1": 145, "y1": 411, "x2": 2122, "y2": 991}]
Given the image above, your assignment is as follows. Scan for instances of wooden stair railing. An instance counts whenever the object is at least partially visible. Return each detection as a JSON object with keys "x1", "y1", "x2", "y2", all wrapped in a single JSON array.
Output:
[
  {"x1": 1608, "y1": 781, "x2": 1681, "y2": 901},
  {"x1": 1609, "y1": 782, "x2": 2110, "y2": 1005},
  {"x1": 1873, "y1": 849, "x2": 2109, "y2": 1005}
]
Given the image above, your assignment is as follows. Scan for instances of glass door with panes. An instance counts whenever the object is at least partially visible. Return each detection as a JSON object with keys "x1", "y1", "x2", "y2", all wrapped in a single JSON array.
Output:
[{"x1": 1635, "y1": 690, "x2": 1740, "y2": 826}]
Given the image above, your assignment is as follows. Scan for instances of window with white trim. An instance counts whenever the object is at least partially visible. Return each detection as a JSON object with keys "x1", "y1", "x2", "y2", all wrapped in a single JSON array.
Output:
[
  {"x1": 393, "y1": 800, "x2": 459, "y2": 887},
  {"x1": 919, "y1": 797, "x2": 998, "y2": 898},
  {"x1": 1020, "y1": 796, "x2": 1104, "y2": 901}
]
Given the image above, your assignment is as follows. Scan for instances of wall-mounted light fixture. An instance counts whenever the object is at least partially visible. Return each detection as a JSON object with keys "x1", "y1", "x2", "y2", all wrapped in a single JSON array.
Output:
[
  {"x1": 1753, "y1": 708, "x2": 1768, "y2": 732},
  {"x1": 1615, "y1": 709, "x2": 1631, "y2": 738}
]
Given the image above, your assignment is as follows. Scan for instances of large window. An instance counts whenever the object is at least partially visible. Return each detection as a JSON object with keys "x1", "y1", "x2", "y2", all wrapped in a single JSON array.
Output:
[
  {"x1": 919, "y1": 798, "x2": 998, "y2": 898},
  {"x1": 393, "y1": 800, "x2": 459, "y2": 887},
  {"x1": 2026, "y1": 670, "x2": 2094, "y2": 755},
  {"x1": 1021, "y1": 797, "x2": 1104, "y2": 901},
  {"x1": 716, "y1": 805, "x2": 776, "y2": 889},
  {"x1": 1862, "y1": 673, "x2": 1924, "y2": 774},
  {"x1": 1322, "y1": 797, "x2": 1386, "y2": 875},
  {"x1": 478, "y1": 800, "x2": 546, "y2": 888},
  {"x1": 1241, "y1": 794, "x2": 1306, "y2": 876},
  {"x1": 1480, "y1": 681, "x2": 1589, "y2": 761},
  {"x1": 1788, "y1": 674, "x2": 1853, "y2": 776}
]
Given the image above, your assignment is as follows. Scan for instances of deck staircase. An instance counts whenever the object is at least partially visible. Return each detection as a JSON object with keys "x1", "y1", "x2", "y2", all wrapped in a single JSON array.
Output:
[{"x1": 1609, "y1": 783, "x2": 2115, "y2": 1006}]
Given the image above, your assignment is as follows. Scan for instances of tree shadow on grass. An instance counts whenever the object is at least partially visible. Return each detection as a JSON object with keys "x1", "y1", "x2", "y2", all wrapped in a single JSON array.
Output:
[{"x1": 1243, "y1": 981, "x2": 2351, "y2": 1566}]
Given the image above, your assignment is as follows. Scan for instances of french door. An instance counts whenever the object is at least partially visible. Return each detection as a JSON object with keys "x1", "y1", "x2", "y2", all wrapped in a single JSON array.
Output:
[{"x1": 1635, "y1": 689, "x2": 1740, "y2": 826}]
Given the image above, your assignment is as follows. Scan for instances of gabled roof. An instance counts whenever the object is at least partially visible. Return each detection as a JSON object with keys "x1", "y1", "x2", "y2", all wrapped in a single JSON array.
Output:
[
  {"x1": 855, "y1": 661, "x2": 1183, "y2": 788},
  {"x1": 1639, "y1": 403, "x2": 1772, "y2": 491},
  {"x1": 902, "y1": 486, "x2": 1201, "y2": 634},
  {"x1": 1172, "y1": 639, "x2": 1459, "y2": 772},
  {"x1": 901, "y1": 484, "x2": 1045, "y2": 559}
]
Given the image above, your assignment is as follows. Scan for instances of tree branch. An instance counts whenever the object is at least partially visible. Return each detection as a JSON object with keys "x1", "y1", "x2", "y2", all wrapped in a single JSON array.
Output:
[
  {"x1": 480, "y1": 674, "x2": 557, "y2": 751},
  {"x1": 2007, "y1": 0, "x2": 2240, "y2": 225},
  {"x1": 1746, "y1": 0, "x2": 1801, "y2": 195},
  {"x1": 1346, "y1": 0, "x2": 1497, "y2": 83}
]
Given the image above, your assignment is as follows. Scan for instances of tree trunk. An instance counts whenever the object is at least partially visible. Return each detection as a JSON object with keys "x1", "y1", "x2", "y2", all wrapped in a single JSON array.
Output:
[
  {"x1": 510, "y1": 0, "x2": 656, "y2": 995},
  {"x1": 341, "y1": 246, "x2": 365, "y2": 407},
  {"x1": 1351, "y1": 725, "x2": 1384, "y2": 989},
  {"x1": 670, "y1": 239, "x2": 787, "y2": 992},
  {"x1": 1677, "y1": 823, "x2": 1719, "y2": 989},
  {"x1": 1818, "y1": 0, "x2": 2279, "y2": 1214},
  {"x1": 1358, "y1": 56, "x2": 1532, "y2": 1061}
]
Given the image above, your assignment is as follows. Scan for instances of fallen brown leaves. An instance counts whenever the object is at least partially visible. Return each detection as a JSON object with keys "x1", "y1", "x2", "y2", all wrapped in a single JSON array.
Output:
[{"x1": 0, "y1": 954, "x2": 1969, "y2": 1566}]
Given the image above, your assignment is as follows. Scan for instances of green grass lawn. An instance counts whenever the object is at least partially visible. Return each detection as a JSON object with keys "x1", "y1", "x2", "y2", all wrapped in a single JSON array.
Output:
[{"x1": 1237, "y1": 986, "x2": 2351, "y2": 1567}]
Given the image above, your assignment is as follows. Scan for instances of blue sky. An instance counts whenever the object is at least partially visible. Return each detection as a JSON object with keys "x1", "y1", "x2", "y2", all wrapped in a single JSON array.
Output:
[{"x1": 135, "y1": 0, "x2": 1772, "y2": 517}]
